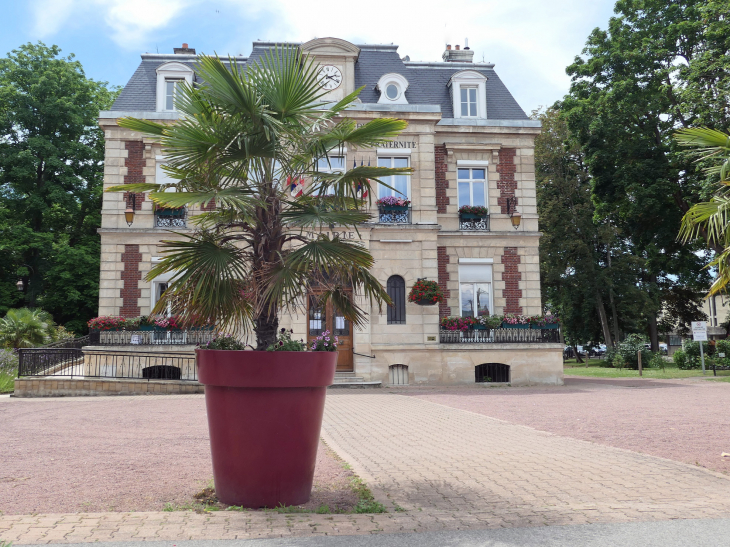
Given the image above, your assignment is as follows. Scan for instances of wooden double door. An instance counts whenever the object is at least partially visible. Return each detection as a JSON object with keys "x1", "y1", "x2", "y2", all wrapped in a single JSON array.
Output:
[{"x1": 307, "y1": 294, "x2": 353, "y2": 372}]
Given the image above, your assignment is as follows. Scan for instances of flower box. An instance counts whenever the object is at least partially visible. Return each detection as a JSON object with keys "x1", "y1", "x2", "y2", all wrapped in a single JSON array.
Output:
[
  {"x1": 471, "y1": 324, "x2": 488, "y2": 330},
  {"x1": 459, "y1": 212, "x2": 487, "y2": 220},
  {"x1": 139, "y1": 325, "x2": 154, "y2": 331},
  {"x1": 415, "y1": 298, "x2": 438, "y2": 306},
  {"x1": 380, "y1": 205, "x2": 409, "y2": 212},
  {"x1": 502, "y1": 322, "x2": 529, "y2": 329}
]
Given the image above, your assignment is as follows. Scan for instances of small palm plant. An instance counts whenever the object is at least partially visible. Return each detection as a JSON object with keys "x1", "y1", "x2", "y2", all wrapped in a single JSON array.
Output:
[
  {"x1": 677, "y1": 127, "x2": 730, "y2": 295},
  {"x1": 0, "y1": 308, "x2": 55, "y2": 348},
  {"x1": 110, "y1": 47, "x2": 411, "y2": 349}
]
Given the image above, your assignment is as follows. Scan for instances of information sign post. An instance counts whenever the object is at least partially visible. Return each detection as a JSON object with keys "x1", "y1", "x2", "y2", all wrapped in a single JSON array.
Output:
[{"x1": 691, "y1": 321, "x2": 708, "y2": 374}]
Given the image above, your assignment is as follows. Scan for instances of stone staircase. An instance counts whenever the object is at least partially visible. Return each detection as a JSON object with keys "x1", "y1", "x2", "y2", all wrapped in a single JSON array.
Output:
[{"x1": 329, "y1": 372, "x2": 381, "y2": 389}]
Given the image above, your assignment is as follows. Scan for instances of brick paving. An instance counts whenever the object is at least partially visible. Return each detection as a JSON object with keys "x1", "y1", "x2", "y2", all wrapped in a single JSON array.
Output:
[{"x1": 2, "y1": 391, "x2": 730, "y2": 544}]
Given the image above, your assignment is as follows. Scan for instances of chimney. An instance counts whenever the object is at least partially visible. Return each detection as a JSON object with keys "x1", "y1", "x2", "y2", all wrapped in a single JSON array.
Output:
[
  {"x1": 173, "y1": 43, "x2": 196, "y2": 55},
  {"x1": 442, "y1": 42, "x2": 474, "y2": 62}
]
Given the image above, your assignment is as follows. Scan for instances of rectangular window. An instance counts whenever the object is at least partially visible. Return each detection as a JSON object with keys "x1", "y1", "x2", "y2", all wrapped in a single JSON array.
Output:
[
  {"x1": 165, "y1": 79, "x2": 182, "y2": 111},
  {"x1": 460, "y1": 86, "x2": 477, "y2": 117},
  {"x1": 315, "y1": 155, "x2": 345, "y2": 195},
  {"x1": 457, "y1": 168, "x2": 487, "y2": 208},
  {"x1": 377, "y1": 156, "x2": 409, "y2": 199},
  {"x1": 459, "y1": 265, "x2": 492, "y2": 318}
]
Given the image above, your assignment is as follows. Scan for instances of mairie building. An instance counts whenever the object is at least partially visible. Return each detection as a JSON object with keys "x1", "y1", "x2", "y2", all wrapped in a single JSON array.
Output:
[{"x1": 97, "y1": 37, "x2": 563, "y2": 387}]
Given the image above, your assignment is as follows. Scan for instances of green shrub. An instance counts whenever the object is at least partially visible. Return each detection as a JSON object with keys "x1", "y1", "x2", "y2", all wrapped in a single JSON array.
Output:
[
  {"x1": 648, "y1": 352, "x2": 666, "y2": 371},
  {"x1": 615, "y1": 334, "x2": 652, "y2": 370},
  {"x1": 673, "y1": 349, "x2": 688, "y2": 369},
  {"x1": 682, "y1": 341, "x2": 712, "y2": 369},
  {"x1": 714, "y1": 339, "x2": 730, "y2": 367}
]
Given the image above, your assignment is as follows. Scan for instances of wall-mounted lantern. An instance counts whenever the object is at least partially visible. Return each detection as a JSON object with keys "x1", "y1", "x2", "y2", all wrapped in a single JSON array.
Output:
[
  {"x1": 125, "y1": 193, "x2": 136, "y2": 227},
  {"x1": 16, "y1": 279, "x2": 23, "y2": 292},
  {"x1": 506, "y1": 197, "x2": 521, "y2": 229}
]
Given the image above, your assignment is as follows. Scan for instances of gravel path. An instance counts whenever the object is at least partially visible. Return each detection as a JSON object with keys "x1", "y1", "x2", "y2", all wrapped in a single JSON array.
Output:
[
  {"x1": 398, "y1": 377, "x2": 730, "y2": 474},
  {"x1": 0, "y1": 395, "x2": 356, "y2": 515}
]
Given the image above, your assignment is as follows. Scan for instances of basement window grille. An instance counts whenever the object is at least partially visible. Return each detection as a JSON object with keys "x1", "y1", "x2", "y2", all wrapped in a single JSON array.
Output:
[{"x1": 475, "y1": 363, "x2": 510, "y2": 383}]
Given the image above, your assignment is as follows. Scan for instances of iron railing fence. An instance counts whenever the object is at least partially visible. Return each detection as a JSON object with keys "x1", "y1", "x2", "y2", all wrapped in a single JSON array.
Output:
[
  {"x1": 88, "y1": 329, "x2": 216, "y2": 346},
  {"x1": 18, "y1": 349, "x2": 197, "y2": 381},
  {"x1": 154, "y1": 207, "x2": 187, "y2": 228},
  {"x1": 459, "y1": 214, "x2": 490, "y2": 231},
  {"x1": 440, "y1": 328, "x2": 560, "y2": 344},
  {"x1": 378, "y1": 206, "x2": 411, "y2": 224}
]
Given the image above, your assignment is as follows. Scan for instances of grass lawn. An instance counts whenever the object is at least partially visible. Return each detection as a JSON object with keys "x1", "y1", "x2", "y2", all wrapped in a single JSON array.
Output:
[
  {"x1": 0, "y1": 369, "x2": 15, "y2": 393},
  {"x1": 564, "y1": 363, "x2": 730, "y2": 380}
]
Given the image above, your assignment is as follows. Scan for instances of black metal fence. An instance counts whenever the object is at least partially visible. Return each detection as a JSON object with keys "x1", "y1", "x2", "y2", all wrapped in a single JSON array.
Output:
[
  {"x1": 378, "y1": 206, "x2": 411, "y2": 224},
  {"x1": 88, "y1": 329, "x2": 216, "y2": 346},
  {"x1": 459, "y1": 215, "x2": 490, "y2": 231},
  {"x1": 18, "y1": 349, "x2": 197, "y2": 381},
  {"x1": 440, "y1": 327, "x2": 561, "y2": 344}
]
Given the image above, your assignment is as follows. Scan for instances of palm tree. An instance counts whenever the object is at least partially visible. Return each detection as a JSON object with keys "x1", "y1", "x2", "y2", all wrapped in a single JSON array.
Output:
[
  {"x1": 111, "y1": 47, "x2": 411, "y2": 349},
  {"x1": 677, "y1": 127, "x2": 730, "y2": 295},
  {"x1": 0, "y1": 308, "x2": 54, "y2": 348}
]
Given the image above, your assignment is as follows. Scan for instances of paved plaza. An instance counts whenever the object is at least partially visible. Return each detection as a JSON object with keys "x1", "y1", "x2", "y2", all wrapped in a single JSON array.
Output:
[{"x1": 2, "y1": 379, "x2": 730, "y2": 543}]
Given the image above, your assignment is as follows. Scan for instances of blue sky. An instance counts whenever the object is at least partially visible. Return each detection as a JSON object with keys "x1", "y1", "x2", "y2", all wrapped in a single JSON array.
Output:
[{"x1": 1, "y1": 0, "x2": 616, "y2": 114}]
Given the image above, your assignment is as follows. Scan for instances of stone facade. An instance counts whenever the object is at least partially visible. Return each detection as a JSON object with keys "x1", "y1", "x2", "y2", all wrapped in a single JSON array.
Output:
[{"x1": 96, "y1": 38, "x2": 557, "y2": 386}]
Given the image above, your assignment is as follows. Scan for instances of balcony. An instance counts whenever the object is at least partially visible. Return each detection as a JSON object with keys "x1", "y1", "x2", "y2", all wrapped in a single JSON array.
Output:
[
  {"x1": 378, "y1": 205, "x2": 411, "y2": 224},
  {"x1": 440, "y1": 327, "x2": 560, "y2": 344},
  {"x1": 155, "y1": 207, "x2": 187, "y2": 228},
  {"x1": 459, "y1": 213, "x2": 490, "y2": 231}
]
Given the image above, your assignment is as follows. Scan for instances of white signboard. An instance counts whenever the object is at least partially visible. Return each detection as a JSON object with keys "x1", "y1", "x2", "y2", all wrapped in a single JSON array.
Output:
[{"x1": 691, "y1": 321, "x2": 707, "y2": 342}]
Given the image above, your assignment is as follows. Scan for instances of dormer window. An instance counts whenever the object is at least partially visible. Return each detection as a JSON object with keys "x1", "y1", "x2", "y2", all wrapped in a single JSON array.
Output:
[
  {"x1": 377, "y1": 73, "x2": 409, "y2": 105},
  {"x1": 156, "y1": 62, "x2": 194, "y2": 112},
  {"x1": 449, "y1": 70, "x2": 487, "y2": 119}
]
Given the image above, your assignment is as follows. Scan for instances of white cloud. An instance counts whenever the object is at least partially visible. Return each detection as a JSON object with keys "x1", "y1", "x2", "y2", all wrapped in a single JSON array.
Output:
[{"x1": 31, "y1": 0, "x2": 76, "y2": 37}]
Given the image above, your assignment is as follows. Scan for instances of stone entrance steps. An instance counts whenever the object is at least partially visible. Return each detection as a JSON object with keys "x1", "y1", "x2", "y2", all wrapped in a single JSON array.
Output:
[{"x1": 330, "y1": 372, "x2": 381, "y2": 389}]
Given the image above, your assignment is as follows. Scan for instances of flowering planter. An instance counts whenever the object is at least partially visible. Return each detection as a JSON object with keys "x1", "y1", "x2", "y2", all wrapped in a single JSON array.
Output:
[
  {"x1": 471, "y1": 324, "x2": 488, "y2": 330},
  {"x1": 414, "y1": 298, "x2": 437, "y2": 306},
  {"x1": 459, "y1": 213, "x2": 487, "y2": 220},
  {"x1": 531, "y1": 323, "x2": 560, "y2": 330},
  {"x1": 502, "y1": 322, "x2": 530, "y2": 329},
  {"x1": 196, "y1": 349, "x2": 337, "y2": 508},
  {"x1": 139, "y1": 326, "x2": 154, "y2": 331},
  {"x1": 380, "y1": 205, "x2": 409, "y2": 212}
]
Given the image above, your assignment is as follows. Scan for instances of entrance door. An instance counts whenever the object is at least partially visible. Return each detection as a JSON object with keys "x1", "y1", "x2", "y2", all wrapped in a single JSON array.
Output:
[{"x1": 307, "y1": 294, "x2": 354, "y2": 372}]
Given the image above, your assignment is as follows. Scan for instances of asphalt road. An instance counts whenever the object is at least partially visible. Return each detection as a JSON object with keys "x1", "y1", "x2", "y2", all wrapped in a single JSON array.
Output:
[{"x1": 49, "y1": 518, "x2": 730, "y2": 547}]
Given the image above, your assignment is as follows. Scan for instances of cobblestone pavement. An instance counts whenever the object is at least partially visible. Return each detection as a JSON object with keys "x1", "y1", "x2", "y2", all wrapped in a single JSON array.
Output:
[{"x1": 2, "y1": 392, "x2": 730, "y2": 544}]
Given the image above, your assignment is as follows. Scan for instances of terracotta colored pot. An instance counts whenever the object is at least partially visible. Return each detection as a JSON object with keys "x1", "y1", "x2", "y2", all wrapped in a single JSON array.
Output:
[{"x1": 196, "y1": 350, "x2": 337, "y2": 508}]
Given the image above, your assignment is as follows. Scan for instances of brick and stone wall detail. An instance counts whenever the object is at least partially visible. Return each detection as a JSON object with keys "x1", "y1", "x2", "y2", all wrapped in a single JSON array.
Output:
[
  {"x1": 496, "y1": 148, "x2": 517, "y2": 214},
  {"x1": 120, "y1": 244, "x2": 142, "y2": 317},
  {"x1": 122, "y1": 141, "x2": 145, "y2": 210},
  {"x1": 437, "y1": 246, "x2": 452, "y2": 317},
  {"x1": 501, "y1": 246, "x2": 523, "y2": 314},
  {"x1": 435, "y1": 144, "x2": 449, "y2": 214}
]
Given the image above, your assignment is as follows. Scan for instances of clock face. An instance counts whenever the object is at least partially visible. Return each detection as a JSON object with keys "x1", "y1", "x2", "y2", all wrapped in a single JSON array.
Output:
[{"x1": 317, "y1": 65, "x2": 342, "y2": 90}]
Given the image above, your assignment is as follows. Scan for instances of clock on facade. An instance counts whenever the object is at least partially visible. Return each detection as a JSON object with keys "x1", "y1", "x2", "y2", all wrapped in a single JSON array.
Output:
[{"x1": 317, "y1": 65, "x2": 342, "y2": 90}]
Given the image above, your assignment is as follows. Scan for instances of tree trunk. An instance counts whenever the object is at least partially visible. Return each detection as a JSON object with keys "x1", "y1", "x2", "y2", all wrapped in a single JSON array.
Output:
[
  {"x1": 572, "y1": 345, "x2": 584, "y2": 364},
  {"x1": 596, "y1": 290, "x2": 613, "y2": 348},
  {"x1": 648, "y1": 314, "x2": 659, "y2": 352},
  {"x1": 607, "y1": 250, "x2": 620, "y2": 347},
  {"x1": 254, "y1": 311, "x2": 279, "y2": 351}
]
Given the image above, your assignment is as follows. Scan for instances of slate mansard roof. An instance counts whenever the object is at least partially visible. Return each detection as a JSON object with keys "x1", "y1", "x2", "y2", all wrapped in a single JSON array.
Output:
[{"x1": 110, "y1": 43, "x2": 528, "y2": 121}]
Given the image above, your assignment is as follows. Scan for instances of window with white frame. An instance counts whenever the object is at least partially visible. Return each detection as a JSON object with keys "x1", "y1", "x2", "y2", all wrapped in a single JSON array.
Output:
[
  {"x1": 460, "y1": 86, "x2": 478, "y2": 117},
  {"x1": 448, "y1": 70, "x2": 487, "y2": 119},
  {"x1": 459, "y1": 264, "x2": 492, "y2": 318},
  {"x1": 376, "y1": 73, "x2": 410, "y2": 105},
  {"x1": 457, "y1": 168, "x2": 487, "y2": 207},
  {"x1": 315, "y1": 155, "x2": 345, "y2": 195},
  {"x1": 164, "y1": 79, "x2": 183, "y2": 111},
  {"x1": 377, "y1": 157, "x2": 410, "y2": 198},
  {"x1": 155, "y1": 62, "x2": 194, "y2": 112}
]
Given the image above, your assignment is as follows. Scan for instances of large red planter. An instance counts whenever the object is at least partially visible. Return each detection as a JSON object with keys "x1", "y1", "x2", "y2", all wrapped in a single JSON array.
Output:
[{"x1": 196, "y1": 350, "x2": 337, "y2": 508}]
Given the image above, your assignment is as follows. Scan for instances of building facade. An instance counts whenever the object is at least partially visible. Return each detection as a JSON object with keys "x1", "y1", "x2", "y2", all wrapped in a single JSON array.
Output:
[{"x1": 97, "y1": 37, "x2": 562, "y2": 386}]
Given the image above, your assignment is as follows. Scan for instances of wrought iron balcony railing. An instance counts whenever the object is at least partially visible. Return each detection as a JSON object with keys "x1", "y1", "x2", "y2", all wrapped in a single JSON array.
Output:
[
  {"x1": 378, "y1": 206, "x2": 411, "y2": 224},
  {"x1": 440, "y1": 327, "x2": 560, "y2": 344},
  {"x1": 459, "y1": 213, "x2": 490, "y2": 231},
  {"x1": 155, "y1": 207, "x2": 187, "y2": 228}
]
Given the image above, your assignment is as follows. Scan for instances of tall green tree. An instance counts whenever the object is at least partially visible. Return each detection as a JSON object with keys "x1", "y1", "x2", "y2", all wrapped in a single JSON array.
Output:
[
  {"x1": 0, "y1": 42, "x2": 119, "y2": 333},
  {"x1": 561, "y1": 0, "x2": 725, "y2": 349}
]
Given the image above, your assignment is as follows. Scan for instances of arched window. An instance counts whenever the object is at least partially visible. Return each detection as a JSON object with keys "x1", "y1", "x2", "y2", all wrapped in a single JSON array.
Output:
[{"x1": 387, "y1": 275, "x2": 406, "y2": 324}]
